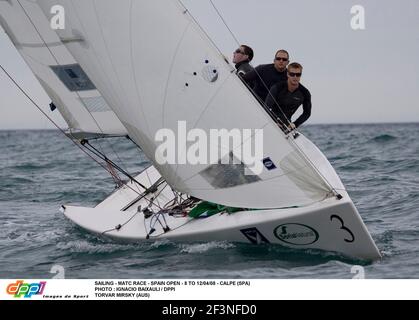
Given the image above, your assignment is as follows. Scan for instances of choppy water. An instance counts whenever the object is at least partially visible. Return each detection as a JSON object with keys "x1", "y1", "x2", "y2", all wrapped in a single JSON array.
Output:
[{"x1": 1, "y1": 123, "x2": 418, "y2": 279}]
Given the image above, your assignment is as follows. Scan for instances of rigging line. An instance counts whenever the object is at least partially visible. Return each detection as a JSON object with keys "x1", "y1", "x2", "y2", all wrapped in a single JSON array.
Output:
[
  {"x1": 81, "y1": 140, "x2": 147, "y2": 190},
  {"x1": 106, "y1": 161, "x2": 124, "y2": 187},
  {"x1": 208, "y1": 0, "x2": 240, "y2": 45},
  {"x1": 149, "y1": 219, "x2": 193, "y2": 238},
  {"x1": 102, "y1": 210, "x2": 140, "y2": 235},
  {"x1": 15, "y1": 0, "x2": 130, "y2": 174},
  {"x1": 152, "y1": 181, "x2": 170, "y2": 210},
  {"x1": 177, "y1": 0, "x2": 229, "y2": 63},
  {"x1": 207, "y1": 1, "x2": 340, "y2": 195},
  {"x1": 121, "y1": 178, "x2": 167, "y2": 212},
  {"x1": 0, "y1": 62, "x2": 164, "y2": 210},
  {"x1": 178, "y1": 0, "x2": 290, "y2": 132},
  {"x1": 105, "y1": 186, "x2": 167, "y2": 235},
  {"x1": 146, "y1": 201, "x2": 202, "y2": 239},
  {"x1": 207, "y1": 0, "x2": 291, "y2": 130},
  {"x1": 92, "y1": 153, "x2": 167, "y2": 210},
  {"x1": 176, "y1": 1, "x2": 291, "y2": 147},
  {"x1": 125, "y1": 135, "x2": 149, "y2": 194},
  {"x1": 104, "y1": 181, "x2": 171, "y2": 235},
  {"x1": 15, "y1": 1, "x2": 103, "y2": 152},
  {"x1": 125, "y1": 135, "x2": 148, "y2": 193}
]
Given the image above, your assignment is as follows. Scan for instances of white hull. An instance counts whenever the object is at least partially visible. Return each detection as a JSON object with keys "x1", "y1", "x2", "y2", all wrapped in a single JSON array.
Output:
[{"x1": 62, "y1": 166, "x2": 381, "y2": 261}]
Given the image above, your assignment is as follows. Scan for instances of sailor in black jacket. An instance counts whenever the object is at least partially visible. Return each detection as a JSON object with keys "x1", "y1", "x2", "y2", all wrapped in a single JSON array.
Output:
[
  {"x1": 265, "y1": 62, "x2": 312, "y2": 130},
  {"x1": 233, "y1": 45, "x2": 254, "y2": 76}
]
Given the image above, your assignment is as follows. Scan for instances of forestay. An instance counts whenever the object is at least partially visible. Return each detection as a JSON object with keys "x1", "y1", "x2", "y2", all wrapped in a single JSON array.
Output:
[
  {"x1": 0, "y1": 0, "x2": 127, "y2": 138},
  {"x1": 36, "y1": 0, "x2": 336, "y2": 209}
]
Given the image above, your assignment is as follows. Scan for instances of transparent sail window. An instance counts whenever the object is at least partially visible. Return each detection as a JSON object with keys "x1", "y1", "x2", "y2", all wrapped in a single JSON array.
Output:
[{"x1": 200, "y1": 153, "x2": 261, "y2": 189}]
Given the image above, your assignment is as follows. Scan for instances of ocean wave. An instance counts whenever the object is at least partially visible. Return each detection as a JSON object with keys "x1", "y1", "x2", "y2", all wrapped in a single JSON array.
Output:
[
  {"x1": 339, "y1": 156, "x2": 379, "y2": 170},
  {"x1": 55, "y1": 240, "x2": 142, "y2": 254},
  {"x1": 369, "y1": 134, "x2": 398, "y2": 143}
]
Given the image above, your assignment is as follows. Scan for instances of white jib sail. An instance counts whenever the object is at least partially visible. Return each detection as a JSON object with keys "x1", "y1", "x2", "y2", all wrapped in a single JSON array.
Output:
[
  {"x1": 0, "y1": 0, "x2": 127, "y2": 138},
  {"x1": 35, "y1": 0, "x2": 342, "y2": 209}
]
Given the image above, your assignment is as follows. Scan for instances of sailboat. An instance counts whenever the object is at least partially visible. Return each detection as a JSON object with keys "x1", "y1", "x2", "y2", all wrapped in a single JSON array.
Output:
[{"x1": 0, "y1": 0, "x2": 381, "y2": 261}]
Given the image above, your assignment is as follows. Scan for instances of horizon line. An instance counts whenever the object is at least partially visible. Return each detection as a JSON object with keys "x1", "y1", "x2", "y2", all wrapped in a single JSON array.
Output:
[{"x1": 1, "y1": 121, "x2": 419, "y2": 131}]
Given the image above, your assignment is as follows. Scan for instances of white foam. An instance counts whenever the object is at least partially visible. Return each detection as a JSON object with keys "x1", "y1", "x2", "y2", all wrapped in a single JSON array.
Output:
[{"x1": 179, "y1": 241, "x2": 235, "y2": 254}]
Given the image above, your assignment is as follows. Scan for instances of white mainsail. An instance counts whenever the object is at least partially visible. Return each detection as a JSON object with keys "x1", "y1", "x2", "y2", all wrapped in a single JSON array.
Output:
[
  {"x1": 0, "y1": 0, "x2": 127, "y2": 138},
  {"x1": 32, "y1": 0, "x2": 342, "y2": 209}
]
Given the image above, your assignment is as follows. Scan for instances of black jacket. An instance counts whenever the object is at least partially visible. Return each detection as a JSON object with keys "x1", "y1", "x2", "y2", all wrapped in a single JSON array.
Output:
[
  {"x1": 242, "y1": 64, "x2": 287, "y2": 102},
  {"x1": 235, "y1": 61, "x2": 254, "y2": 76}
]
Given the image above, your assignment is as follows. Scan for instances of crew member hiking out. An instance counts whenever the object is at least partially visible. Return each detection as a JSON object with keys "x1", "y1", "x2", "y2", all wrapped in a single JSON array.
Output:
[
  {"x1": 232, "y1": 45, "x2": 254, "y2": 77},
  {"x1": 242, "y1": 49, "x2": 289, "y2": 102}
]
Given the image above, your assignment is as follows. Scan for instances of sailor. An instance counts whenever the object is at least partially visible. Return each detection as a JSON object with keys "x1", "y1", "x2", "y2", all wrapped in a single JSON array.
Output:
[
  {"x1": 265, "y1": 62, "x2": 312, "y2": 130},
  {"x1": 242, "y1": 49, "x2": 289, "y2": 102},
  {"x1": 232, "y1": 45, "x2": 254, "y2": 76}
]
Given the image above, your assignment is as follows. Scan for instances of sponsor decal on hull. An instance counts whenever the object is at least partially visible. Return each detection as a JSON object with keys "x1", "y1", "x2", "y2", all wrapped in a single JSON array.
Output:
[{"x1": 273, "y1": 223, "x2": 319, "y2": 245}]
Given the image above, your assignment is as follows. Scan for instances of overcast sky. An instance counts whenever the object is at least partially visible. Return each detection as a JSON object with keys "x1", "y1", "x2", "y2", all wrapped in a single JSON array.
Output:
[{"x1": 1, "y1": 0, "x2": 418, "y2": 129}]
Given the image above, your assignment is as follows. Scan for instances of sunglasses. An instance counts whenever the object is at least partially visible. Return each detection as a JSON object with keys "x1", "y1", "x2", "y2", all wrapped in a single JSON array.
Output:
[
  {"x1": 234, "y1": 49, "x2": 245, "y2": 54},
  {"x1": 275, "y1": 57, "x2": 288, "y2": 62},
  {"x1": 288, "y1": 72, "x2": 302, "y2": 77}
]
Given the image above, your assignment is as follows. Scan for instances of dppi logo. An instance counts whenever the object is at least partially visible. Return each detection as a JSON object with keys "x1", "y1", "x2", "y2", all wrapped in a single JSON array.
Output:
[
  {"x1": 274, "y1": 223, "x2": 319, "y2": 245},
  {"x1": 6, "y1": 280, "x2": 46, "y2": 298}
]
